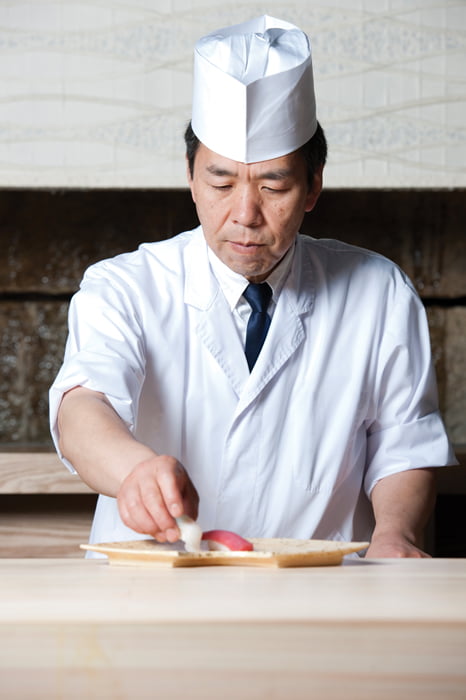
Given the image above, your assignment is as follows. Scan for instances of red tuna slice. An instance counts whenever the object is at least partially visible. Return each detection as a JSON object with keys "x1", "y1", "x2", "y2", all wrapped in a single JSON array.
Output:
[{"x1": 201, "y1": 529, "x2": 254, "y2": 552}]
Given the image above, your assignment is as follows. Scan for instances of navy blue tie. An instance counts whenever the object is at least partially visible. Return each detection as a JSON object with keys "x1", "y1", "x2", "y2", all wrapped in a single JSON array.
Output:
[{"x1": 243, "y1": 283, "x2": 272, "y2": 371}]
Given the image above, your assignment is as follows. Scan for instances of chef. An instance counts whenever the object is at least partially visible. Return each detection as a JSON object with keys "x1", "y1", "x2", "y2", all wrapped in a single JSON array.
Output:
[{"x1": 50, "y1": 15, "x2": 456, "y2": 557}]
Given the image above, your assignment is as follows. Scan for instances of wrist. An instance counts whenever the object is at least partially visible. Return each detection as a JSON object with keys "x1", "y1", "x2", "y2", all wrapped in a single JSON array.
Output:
[{"x1": 371, "y1": 527, "x2": 418, "y2": 547}]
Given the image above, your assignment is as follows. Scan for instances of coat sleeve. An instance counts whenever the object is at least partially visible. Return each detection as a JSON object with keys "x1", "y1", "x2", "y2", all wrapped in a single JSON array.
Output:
[
  {"x1": 49, "y1": 261, "x2": 146, "y2": 471},
  {"x1": 363, "y1": 276, "x2": 457, "y2": 497}
]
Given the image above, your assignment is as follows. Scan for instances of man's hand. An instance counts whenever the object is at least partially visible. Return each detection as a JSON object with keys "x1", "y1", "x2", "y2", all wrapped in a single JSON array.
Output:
[
  {"x1": 118, "y1": 455, "x2": 199, "y2": 542},
  {"x1": 364, "y1": 468, "x2": 436, "y2": 559},
  {"x1": 365, "y1": 531, "x2": 430, "y2": 558},
  {"x1": 58, "y1": 387, "x2": 199, "y2": 540}
]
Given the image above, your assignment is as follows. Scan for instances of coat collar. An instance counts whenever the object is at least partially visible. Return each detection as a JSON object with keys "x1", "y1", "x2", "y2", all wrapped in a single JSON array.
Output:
[
  {"x1": 183, "y1": 227, "x2": 315, "y2": 402},
  {"x1": 183, "y1": 226, "x2": 314, "y2": 312}
]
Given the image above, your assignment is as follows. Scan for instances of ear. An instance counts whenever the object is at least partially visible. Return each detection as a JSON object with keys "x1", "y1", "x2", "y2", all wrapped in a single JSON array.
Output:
[
  {"x1": 304, "y1": 164, "x2": 323, "y2": 213},
  {"x1": 186, "y1": 157, "x2": 196, "y2": 203}
]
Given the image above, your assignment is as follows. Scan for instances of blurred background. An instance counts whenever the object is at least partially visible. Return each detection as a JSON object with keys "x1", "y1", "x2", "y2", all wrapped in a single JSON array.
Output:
[{"x1": 0, "y1": 0, "x2": 464, "y2": 556}]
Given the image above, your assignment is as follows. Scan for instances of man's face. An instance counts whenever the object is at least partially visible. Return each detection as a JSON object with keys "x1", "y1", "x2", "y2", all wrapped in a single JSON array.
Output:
[{"x1": 187, "y1": 143, "x2": 322, "y2": 283}]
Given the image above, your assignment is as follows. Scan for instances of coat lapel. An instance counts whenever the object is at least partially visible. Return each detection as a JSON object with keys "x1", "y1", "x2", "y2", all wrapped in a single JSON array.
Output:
[
  {"x1": 183, "y1": 229, "x2": 315, "y2": 406},
  {"x1": 184, "y1": 229, "x2": 249, "y2": 397}
]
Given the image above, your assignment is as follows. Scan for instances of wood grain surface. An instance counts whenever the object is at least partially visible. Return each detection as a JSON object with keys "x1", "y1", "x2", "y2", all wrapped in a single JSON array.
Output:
[
  {"x1": 0, "y1": 558, "x2": 465, "y2": 699},
  {"x1": 0, "y1": 452, "x2": 93, "y2": 494}
]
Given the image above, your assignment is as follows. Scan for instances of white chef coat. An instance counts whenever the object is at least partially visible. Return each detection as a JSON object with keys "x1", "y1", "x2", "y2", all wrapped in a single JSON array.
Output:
[{"x1": 49, "y1": 226, "x2": 456, "y2": 551}]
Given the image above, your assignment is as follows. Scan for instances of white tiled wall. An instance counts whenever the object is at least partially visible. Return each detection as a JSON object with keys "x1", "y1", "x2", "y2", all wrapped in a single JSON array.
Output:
[{"x1": 0, "y1": 0, "x2": 464, "y2": 188}]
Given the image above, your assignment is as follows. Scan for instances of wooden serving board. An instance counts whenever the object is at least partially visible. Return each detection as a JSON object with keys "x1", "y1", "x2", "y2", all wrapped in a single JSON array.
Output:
[{"x1": 80, "y1": 538, "x2": 369, "y2": 567}]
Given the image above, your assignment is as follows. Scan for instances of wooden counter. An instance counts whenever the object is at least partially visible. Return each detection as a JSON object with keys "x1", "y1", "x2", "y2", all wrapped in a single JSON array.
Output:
[{"x1": 1, "y1": 557, "x2": 466, "y2": 699}]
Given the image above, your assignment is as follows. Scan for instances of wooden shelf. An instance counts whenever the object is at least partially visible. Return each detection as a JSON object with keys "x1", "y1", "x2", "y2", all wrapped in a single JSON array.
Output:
[
  {"x1": 0, "y1": 451, "x2": 96, "y2": 556},
  {"x1": 0, "y1": 451, "x2": 94, "y2": 494},
  {"x1": 0, "y1": 494, "x2": 97, "y2": 558}
]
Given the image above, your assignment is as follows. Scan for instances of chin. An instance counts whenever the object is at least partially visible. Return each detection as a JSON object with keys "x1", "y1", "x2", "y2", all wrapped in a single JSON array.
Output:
[{"x1": 235, "y1": 264, "x2": 269, "y2": 280}]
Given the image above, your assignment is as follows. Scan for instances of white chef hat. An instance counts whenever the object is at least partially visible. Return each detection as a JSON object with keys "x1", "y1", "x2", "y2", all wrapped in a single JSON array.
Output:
[{"x1": 191, "y1": 15, "x2": 317, "y2": 164}]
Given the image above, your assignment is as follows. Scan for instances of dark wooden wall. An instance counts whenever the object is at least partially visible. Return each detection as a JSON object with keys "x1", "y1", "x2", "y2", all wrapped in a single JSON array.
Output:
[
  {"x1": 1, "y1": 188, "x2": 465, "y2": 447},
  {"x1": 1, "y1": 188, "x2": 465, "y2": 555}
]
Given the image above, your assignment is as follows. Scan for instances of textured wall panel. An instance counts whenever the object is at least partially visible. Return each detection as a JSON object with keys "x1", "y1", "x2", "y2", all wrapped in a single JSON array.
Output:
[
  {"x1": 0, "y1": 189, "x2": 464, "y2": 447},
  {"x1": 0, "y1": 189, "x2": 197, "y2": 293},
  {"x1": 0, "y1": 1, "x2": 464, "y2": 188},
  {"x1": 1, "y1": 189, "x2": 464, "y2": 297},
  {"x1": 0, "y1": 300, "x2": 68, "y2": 443},
  {"x1": 1, "y1": 300, "x2": 463, "y2": 446},
  {"x1": 427, "y1": 307, "x2": 466, "y2": 445}
]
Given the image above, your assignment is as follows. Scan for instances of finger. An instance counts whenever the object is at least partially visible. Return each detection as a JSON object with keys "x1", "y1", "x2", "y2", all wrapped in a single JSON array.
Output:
[
  {"x1": 121, "y1": 459, "x2": 182, "y2": 537},
  {"x1": 141, "y1": 484, "x2": 179, "y2": 535},
  {"x1": 119, "y1": 476, "x2": 174, "y2": 538},
  {"x1": 119, "y1": 484, "x2": 159, "y2": 536},
  {"x1": 159, "y1": 458, "x2": 200, "y2": 521},
  {"x1": 156, "y1": 460, "x2": 188, "y2": 519}
]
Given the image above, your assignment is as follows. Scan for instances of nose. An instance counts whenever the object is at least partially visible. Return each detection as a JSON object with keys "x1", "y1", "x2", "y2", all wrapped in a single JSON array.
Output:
[{"x1": 231, "y1": 186, "x2": 263, "y2": 227}]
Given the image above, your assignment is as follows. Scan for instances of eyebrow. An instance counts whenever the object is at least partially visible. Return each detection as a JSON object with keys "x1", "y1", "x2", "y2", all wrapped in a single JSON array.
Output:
[
  {"x1": 206, "y1": 165, "x2": 236, "y2": 177},
  {"x1": 206, "y1": 165, "x2": 293, "y2": 180},
  {"x1": 259, "y1": 168, "x2": 293, "y2": 181}
]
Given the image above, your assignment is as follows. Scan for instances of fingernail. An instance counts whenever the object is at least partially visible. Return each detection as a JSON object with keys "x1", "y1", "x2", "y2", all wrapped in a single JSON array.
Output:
[{"x1": 170, "y1": 503, "x2": 182, "y2": 517}]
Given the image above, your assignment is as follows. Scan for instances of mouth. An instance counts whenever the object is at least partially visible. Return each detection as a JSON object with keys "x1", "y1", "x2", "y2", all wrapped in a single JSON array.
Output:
[{"x1": 229, "y1": 241, "x2": 264, "y2": 254}]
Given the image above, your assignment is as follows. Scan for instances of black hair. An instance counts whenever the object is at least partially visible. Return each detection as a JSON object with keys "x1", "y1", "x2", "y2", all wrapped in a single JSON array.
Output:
[{"x1": 184, "y1": 120, "x2": 327, "y2": 188}]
